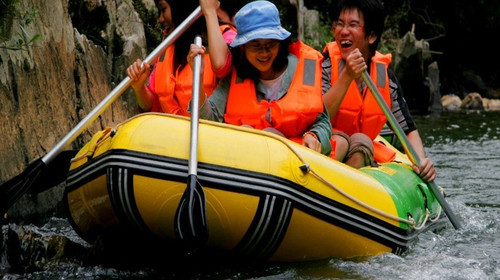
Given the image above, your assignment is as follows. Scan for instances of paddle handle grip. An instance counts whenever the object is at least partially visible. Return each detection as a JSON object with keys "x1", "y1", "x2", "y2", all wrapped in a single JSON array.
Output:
[
  {"x1": 188, "y1": 35, "x2": 203, "y2": 176},
  {"x1": 361, "y1": 71, "x2": 461, "y2": 229},
  {"x1": 42, "y1": 7, "x2": 202, "y2": 165}
]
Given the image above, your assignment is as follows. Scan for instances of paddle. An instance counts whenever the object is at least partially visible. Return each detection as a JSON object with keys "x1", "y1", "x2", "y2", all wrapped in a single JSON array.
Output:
[
  {"x1": 361, "y1": 71, "x2": 462, "y2": 230},
  {"x1": 0, "y1": 7, "x2": 203, "y2": 217},
  {"x1": 174, "y1": 35, "x2": 208, "y2": 245}
]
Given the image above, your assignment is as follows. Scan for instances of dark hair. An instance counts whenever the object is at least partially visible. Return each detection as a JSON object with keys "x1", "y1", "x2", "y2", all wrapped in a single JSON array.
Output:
[
  {"x1": 219, "y1": 0, "x2": 248, "y2": 22},
  {"x1": 331, "y1": 0, "x2": 385, "y2": 57},
  {"x1": 231, "y1": 37, "x2": 292, "y2": 81},
  {"x1": 156, "y1": 0, "x2": 206, "y2": 69}
]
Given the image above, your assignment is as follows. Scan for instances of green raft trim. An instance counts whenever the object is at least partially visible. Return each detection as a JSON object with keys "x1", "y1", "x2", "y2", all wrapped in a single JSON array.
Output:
[{"x1": 361, "y1": 163, "x2": 441, "y2": 229}]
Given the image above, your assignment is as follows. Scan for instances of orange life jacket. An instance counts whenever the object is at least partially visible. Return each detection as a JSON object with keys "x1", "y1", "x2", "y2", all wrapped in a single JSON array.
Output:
[
  {"x1": 154, "y1": 45, "x2": 217, "y2": 116},
  {"x1": 224, "y1": 41, "x2": 324, "y2": 140},
  {"x1": 324, "y1": 41, "x2": 392, "y2": 139},
  {"x1": 324, "y1": 42, "x2": 395, "y2": 162}
]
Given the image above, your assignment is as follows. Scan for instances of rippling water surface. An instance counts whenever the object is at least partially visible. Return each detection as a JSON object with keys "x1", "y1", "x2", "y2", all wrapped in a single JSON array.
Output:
[{"x1": 2, "y1": 111, "x2": 499, "y2": 280}]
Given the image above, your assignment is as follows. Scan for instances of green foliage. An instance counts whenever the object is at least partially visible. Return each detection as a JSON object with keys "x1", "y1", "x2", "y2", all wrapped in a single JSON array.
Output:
[
  {"x1": 302, "y1": 12, "x2": 333, "y2": 51},
  {"x1": 0, "y1": 0, "x2": 41, "y2": 51}
]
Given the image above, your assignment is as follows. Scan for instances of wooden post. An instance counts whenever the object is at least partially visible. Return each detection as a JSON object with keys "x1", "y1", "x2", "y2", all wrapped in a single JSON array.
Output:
[
  {"x1": 289, "y1": 0, "x2": 304, "y2": 41},
  {"x1": 427, "y1": 61, "x2": 442, "y2": 113}
]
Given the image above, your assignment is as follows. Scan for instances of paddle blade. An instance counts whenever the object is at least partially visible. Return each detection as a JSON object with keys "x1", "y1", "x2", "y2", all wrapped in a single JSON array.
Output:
[
  {"x1": 0, "y1": 159, "x2": 46, "y2": 216},
  {"x1": 30, "y1": 150, "x2": 78, "y2": 194},
  {"x1": 174, "y1": 174, "x2": 208, "y2": 246},
  {"x1": 0, "y1": 150, "x2": 78, "y2": 216}
]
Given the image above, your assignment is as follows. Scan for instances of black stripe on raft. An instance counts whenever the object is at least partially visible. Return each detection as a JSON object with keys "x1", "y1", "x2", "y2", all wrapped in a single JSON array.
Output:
[
  {"x1": 66, "y1": 149, "x2": 424, "y2": 255},
  {"x1": 234, "y1": 194, "x2": 293, "y2": 259},
  {"x1": 107, "y1": 167, "x2": 151, "y2": 233}
]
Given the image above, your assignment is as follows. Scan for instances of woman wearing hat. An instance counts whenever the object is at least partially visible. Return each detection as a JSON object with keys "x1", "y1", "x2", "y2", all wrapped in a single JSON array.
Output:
[{"x1": 189, "y1": 0, "x2": 332, "y2": 155}]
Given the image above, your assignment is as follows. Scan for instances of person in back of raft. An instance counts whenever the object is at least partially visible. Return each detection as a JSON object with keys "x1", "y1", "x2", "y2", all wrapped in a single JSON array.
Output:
[
  {"x1": 188, "y1": 0, "x2": 332, "y2": 155},
  {"x1": 200, "y1": 0, "x2": 246, "y2": 78},
  {"x1": 126, "y1": 0, "x2": 218, "y2": 116},
  {"x1": 322, "y1": 0, "x2": 436, "y2": 181}
]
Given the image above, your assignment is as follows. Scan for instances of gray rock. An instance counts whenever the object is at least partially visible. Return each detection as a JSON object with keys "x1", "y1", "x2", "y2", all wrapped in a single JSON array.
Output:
[{"x1": 1, "y1": 0, "x2": 151, "y2": 221}]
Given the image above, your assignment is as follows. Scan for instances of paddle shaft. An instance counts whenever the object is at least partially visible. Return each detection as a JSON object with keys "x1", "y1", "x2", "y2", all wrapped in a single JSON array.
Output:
[
  {"x1": 188, "y1": 36, "x2": 202, "y2": 176},
  {"x1": 179, "y1": 35, "x2": 209, "y2": 242},
  {"x1": 42, "y1": 7, "x2": 202, "y2": 165},
  {"x1": 361, "y1": 71, "x2": 461, "y2": 229}
]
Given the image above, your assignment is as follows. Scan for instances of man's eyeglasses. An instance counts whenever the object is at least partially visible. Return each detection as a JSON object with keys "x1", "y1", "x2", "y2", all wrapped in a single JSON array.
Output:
[
  {"x1": 245, "y1": 40, "x2": 280, "y2": 53},
  {"x1": 334, "y1": 20, "x2": 364, "y2": 32}
]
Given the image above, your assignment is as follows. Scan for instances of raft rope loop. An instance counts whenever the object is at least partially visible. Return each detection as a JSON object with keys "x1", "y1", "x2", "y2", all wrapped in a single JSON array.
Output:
[
  {"x1": 202, "y1": 118, "x2": 443, "y2": 230},
  {"x1": 93, "y1": 113, "x2": 441, "y2": 230}
]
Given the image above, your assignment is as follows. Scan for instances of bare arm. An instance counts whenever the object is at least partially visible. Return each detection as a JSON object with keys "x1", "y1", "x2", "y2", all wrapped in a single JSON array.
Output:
[
  {"x1": 407, "y1": 130, "x2": 436, "y2": 182},
  {"x1": 200, "y1": 0, "x2": 230, "y2": 71},
  {"x1": 323, "y1": 48, "x2": 366, "y2": 117},
  {"x1": 305, "y1": 104, "x2": 333, "y2": 155}
]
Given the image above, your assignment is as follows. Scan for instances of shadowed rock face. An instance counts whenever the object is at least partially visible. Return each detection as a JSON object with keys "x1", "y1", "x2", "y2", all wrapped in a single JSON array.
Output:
[{"x1": 0, "y1": 0, "x2": 152, "y2": 221}]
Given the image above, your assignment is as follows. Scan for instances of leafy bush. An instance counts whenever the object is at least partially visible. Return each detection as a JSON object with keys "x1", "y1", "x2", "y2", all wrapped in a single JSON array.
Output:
[{"x1": 0, "y1": 0, "x2": 40, "y2": 51}]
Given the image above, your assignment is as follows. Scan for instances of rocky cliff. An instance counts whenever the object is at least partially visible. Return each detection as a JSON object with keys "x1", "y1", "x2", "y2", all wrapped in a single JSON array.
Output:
[{"x1": 0, "y1": 0, "x2": 153, "y2": 221}]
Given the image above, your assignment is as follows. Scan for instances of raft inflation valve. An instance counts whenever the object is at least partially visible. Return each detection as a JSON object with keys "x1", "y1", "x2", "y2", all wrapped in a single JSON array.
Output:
[{"x1": 299, "y1": 164, "x2": 310, "y2": 174}]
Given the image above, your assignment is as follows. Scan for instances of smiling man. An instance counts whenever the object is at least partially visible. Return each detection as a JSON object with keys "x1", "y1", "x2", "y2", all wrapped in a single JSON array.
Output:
[{"x1": 322, "y1": 0, "x2": 436, "y2": 182}]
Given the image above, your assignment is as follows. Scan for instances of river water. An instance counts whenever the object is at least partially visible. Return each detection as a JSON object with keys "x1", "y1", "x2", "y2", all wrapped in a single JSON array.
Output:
[{"x1": 1, "y1": 111, "x2": 499, "y2": 280}]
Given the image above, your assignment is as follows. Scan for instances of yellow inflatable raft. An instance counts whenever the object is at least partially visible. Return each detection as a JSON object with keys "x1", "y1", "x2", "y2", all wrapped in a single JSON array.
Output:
[{"x1": 65, "y1": 113, "x2": 444, "y2": 262}]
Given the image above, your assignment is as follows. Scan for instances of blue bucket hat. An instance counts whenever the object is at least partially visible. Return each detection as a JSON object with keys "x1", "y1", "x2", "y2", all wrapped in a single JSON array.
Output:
[{"x1": 230, "y1": 0, "x2": 291, "y2": 47}]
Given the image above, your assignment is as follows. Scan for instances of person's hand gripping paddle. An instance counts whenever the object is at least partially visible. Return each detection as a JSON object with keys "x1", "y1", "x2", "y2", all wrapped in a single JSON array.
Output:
[
  {"x1": 361, "y1": 71, "x2": 461, "y2": 230},
  {"x1": 174, "y1": 35, "x2": 209, "y2": 245}
]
